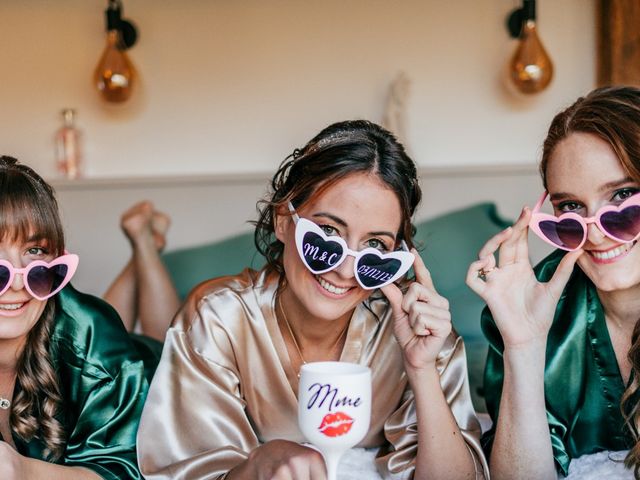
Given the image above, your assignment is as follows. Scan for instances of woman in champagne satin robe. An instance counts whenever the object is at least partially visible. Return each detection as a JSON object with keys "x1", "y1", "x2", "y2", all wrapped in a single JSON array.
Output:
[{"x1": 138, "y1": 120, "x2": 488, "y2": 480}]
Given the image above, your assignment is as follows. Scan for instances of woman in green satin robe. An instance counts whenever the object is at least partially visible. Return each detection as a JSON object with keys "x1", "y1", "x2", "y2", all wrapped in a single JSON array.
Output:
[
  {"x1": 467, "y1": 86, "x2": 640, "y2": 479},
  {"x1": 0, "y1": 156, "x2": 152, "y2": 480}
]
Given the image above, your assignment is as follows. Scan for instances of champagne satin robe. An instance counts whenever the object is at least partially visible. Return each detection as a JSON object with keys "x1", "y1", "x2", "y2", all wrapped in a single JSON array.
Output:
[{"x1": 137, "y1": 269, "x2": 488, "y2": 479}]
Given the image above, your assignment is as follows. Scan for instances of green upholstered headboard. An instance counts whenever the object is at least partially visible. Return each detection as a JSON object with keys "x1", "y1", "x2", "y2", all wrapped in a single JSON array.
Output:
[
  {"x1": 162, "y1": 231, "x2": 264, "y2": 301},
  {"x1": 414, "y1": 203, "x2": 511, "y2": 411}
]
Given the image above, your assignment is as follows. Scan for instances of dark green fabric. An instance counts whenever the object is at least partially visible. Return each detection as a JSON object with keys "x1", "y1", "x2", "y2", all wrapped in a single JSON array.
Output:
[
  {"x1": 11, "y1": 285, "x2": 158, "y2": 480},
  {"x1": 414, "y1": 203, "x2": 511, "y2": 412},
  {"x1": 482, "y1": 250, "x2": 636, "y2": 476}
]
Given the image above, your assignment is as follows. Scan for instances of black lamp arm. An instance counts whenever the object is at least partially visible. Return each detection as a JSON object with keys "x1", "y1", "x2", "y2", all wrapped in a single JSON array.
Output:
[
  {"x1": 506, "y1": 0, "x2": 536, "y2": 39},
  {"x1": 104, "y1": 0, "x2": 138, "y2": 50}
]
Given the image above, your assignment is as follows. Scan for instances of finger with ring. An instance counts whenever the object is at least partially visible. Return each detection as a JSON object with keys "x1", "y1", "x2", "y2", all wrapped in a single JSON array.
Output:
[{"x1": 477, "y1": 267, "x2": 495, "y2": 281}]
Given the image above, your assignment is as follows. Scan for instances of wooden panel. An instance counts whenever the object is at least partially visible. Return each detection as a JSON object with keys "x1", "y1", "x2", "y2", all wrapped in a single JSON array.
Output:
[{"x1": 598, "y1": 0, "x2": 640, "y2": 86}]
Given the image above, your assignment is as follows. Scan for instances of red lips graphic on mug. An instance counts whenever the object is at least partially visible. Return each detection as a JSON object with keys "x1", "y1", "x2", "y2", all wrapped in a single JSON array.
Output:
[{"x1": 318, "y1": 412, "x2": 354, "y2": 437}]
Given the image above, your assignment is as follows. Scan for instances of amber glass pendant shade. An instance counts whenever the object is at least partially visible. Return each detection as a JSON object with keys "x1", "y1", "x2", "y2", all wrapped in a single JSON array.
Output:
[
  {"x1": 506, "y1": 0, "x2": 553, "y2": 95},
  {"x1": 509, "y1": 19, "x2": 553, "y2": 94},
  {"x1": 93, "y1": 1, "x2": 137, "y2": 103},
  {"x1": 94, "y1": 29, "x2": 135, "y2": 103}
]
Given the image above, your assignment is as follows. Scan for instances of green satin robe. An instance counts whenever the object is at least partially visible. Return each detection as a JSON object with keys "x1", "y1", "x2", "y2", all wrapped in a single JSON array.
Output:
[
  {"x1": 482, "y1": 250, "x2": 637, "y2": 476},
  {"x1": 2, "y1": 285, "x2": 161, "y2": 480}
]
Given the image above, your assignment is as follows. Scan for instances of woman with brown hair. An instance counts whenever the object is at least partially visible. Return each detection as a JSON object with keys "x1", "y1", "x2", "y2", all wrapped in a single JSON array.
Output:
[
  {"x1": 467, "y1": 85, "x2": 640, "y2": 479},
  {"x1": 0, "y1": 156, "x2": 152, "y2": 479},
  {"x1": 138, "y1": 120, "x2": 488, "y2": 479}
]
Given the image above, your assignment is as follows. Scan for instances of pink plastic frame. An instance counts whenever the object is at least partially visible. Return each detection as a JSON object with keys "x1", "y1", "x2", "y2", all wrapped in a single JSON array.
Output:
[
  {"x1": 529, "y1": 191, "x2": 640, "y2": 251},
  {"x1": 289, "y1": 203, "x2": 414, "y2": 290},
  {"x1": 0, "y1": 253, "x2": 79, "y2": 300}
]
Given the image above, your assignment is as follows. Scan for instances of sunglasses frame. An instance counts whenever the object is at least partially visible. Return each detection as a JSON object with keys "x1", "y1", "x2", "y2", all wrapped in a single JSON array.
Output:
[
  {"x1": 529, "y1": 191, "x2": 640, "y2": 251},
  {"x1": 288, "y1": 203, "x2": 414, "y2": 290},
  {"x1": 0, "y1": 253, "x2": 79, "y2": 300}
]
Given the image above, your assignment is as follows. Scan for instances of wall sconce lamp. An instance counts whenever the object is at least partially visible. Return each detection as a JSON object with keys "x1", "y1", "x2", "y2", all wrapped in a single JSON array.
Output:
[
  {"x1": 93, "y1": 0, "x2": 138, "y2": 103},
  {"x1": 506, "y1": 0, "x2": 553, "y2": 94}
]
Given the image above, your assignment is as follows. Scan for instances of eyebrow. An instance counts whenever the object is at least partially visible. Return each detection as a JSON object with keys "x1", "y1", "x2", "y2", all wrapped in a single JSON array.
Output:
[
  {"x1": 25, "y1": 233, "x2": 49, "y2": 244},
  {"x1": 549, "y1": 177, "x2": 636, "y2": 201},
  {"x1": 311, "y1": 212, "x2": 397, "y2": 241}
]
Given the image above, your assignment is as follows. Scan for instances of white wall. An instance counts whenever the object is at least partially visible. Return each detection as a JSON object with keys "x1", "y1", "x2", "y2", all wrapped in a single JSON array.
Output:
[{"x1": 1, "y1": 0, "x2": 596, "y2": 179}]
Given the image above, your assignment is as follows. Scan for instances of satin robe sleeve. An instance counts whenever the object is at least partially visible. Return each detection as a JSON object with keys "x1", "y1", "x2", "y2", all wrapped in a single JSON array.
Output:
[
  {"x1": 375, "y1": 333, "x2": 489, "y2": 479},
  {"x1": 137, "y1": 285, "x2": 259, "y2": 480},
  {"x1": 24, "y1": 285, "x2": 155, "y2": 480}
]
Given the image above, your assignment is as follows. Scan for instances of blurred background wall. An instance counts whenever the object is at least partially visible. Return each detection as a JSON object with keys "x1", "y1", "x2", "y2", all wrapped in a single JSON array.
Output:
[
  {"x1": 1, "y1": 0, "x2": 595, "y2": 177},
  {"x1": 0, "y1": 0, "x2": 596, "y2": 294}
]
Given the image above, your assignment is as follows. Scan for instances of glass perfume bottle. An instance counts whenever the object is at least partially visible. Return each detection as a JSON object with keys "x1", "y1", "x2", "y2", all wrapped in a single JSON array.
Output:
[{"x1": 55, "y1": 109, "x2": 83, "y2": 179}]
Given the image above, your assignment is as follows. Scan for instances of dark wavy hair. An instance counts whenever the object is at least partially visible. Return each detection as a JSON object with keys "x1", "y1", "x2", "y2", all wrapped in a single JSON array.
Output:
[
  {"x1": 538, "y1": 86, "x2": 640, "y2": 478},
  {"x1": 0, "y1": 156, "x2": 66, "y2": 460},
  {"x1": 254, "y1": 120, "x2": 422, "y2": 277}
]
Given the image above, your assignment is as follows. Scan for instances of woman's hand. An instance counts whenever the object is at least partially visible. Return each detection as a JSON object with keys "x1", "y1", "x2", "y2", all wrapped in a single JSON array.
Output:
[
  {"x1": 0, "y1": 441, "x2": 28, "y2": 480},
  {"x1": 466, "y1": 207, "x2": 582, "y2": 348},
  {"x1": 229, "y1": 440, "x2": 327, "y2": 480},
  {"x1": 382, "y1": 250, "x2": 452, "y2": 372}
]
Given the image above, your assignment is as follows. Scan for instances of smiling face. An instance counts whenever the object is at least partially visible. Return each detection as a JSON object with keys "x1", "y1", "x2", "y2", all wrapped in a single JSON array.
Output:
[
  {"x1": 275, "y1": 172, "x2": 402, "y2": 324},
  {"x1": 0, "y1": 235, "x2": 52, "y2": 344},
  {"x1": 545, "y1": 132, "x2": 640, "y2": 292}
]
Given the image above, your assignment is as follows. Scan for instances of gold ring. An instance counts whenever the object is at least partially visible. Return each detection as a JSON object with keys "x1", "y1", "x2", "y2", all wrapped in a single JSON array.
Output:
[{"x1": 477, "y1": 267, "x2": 495, "y2": 280}]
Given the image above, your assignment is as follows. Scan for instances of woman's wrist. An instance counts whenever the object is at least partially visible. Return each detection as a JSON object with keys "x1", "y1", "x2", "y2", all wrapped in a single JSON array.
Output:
[
  {"x1": 503, "y1": 335, "x2": 548, "y2": 355},
  {"x1": 404, "y1": 360, "x2": 439, "y2": 385}
]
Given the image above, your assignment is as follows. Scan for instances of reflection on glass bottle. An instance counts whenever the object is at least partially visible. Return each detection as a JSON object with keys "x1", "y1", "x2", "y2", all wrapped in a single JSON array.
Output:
[{"x1": 55, "y1": 109, "x2": 83, "y2": 179}]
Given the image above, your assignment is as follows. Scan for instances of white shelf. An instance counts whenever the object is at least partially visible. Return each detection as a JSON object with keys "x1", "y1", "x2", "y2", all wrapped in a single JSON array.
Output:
[
  {"x1": 47, "y1": 163, "x2": 538, "y2": 191},
  {"x1": 48, "y1": 171, "x2": 273, "y2": 191}
]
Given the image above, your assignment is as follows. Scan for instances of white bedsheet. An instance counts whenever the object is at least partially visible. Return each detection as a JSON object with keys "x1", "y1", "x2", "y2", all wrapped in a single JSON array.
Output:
[
  {"x1": 337, "y1": 447, "x2": 636, "y2": 479},
  {"x1": 560, "y1": 450, "x2": 633, "y2": 479}
]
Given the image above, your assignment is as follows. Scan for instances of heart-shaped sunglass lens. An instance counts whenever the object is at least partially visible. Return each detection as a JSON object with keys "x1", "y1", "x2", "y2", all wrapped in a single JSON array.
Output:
[
  {"x1": 356, "y1": 254, "x2": 401, "y2": 288},
  {"x1": 601, "y1": 206, "x2": 640, "y2": 241},
  {"x1": 301, "y1": 231, "x2": 344, "y2": 272},
  {"x1": 27, "y1": 264, "x2": 68, "y2": 298},
  {"x1": 540, "y1": 219, "x2": 584, "y2": 250},
  {"x1": 0, "y1": 265, "x2": 10, "y2": 292}
]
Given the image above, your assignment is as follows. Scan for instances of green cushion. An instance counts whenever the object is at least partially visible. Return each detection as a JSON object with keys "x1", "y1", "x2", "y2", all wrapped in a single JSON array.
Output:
[
  {"x1": 162, "y1": 232, "x2": 265, "y2": 300},
  {"x1": 414, "y1": 203, "x2": 511, "y2": 411}
]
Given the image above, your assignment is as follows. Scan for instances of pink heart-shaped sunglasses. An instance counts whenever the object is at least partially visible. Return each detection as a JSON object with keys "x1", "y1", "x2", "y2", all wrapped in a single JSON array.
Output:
[
  {"x1": 0, "y1": 253, "x2": 79, "y2": 300},
  {"x1": 529, "y1": 191, "x2": 640, "y2": 251}
]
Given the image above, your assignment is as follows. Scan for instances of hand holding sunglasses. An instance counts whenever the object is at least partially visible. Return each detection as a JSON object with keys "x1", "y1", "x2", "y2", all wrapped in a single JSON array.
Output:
[
  {"x1": 0, "y1": 253, "x2": 79, "y2": 300},
  {"x1": 529, "y1": 191, "x2": 640, "y2": 251},
  {"x1": 467, "y1": 208, "x2": 582, "y2": 348},
  {"x1": 381, "y1": 249, "x2": 453, "y2": 370}
]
